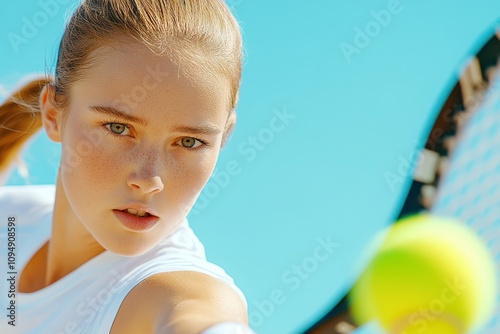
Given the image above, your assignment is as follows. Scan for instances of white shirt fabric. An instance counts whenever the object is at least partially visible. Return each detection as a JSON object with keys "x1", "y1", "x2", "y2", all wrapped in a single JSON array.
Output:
[{"x1": 0, "y1": 185, "x2": 247, "y2": 334}]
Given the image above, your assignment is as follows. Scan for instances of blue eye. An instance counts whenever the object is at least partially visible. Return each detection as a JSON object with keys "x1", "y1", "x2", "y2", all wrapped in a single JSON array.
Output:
[
  {"x1": 181, "y1": 137, "x2": 197, "y2": 148},
  {"x1": 109, "y1": 123, "x2": 127, "y2": 134},
  {"x1": 102, "y1": 122, "x2": 131, "y2": 136},
  {"x1": 177, "y1": 137, "x2": 205, "y2": 150}
]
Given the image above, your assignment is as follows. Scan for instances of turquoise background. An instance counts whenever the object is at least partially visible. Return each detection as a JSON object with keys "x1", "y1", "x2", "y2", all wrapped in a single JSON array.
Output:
[{"x1": 2, "y1": 0, "x2": 500, "y2": 333}]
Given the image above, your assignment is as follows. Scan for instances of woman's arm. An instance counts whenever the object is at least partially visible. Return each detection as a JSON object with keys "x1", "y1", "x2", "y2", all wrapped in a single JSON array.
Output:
[{"x1": 111, "y1": 271, "x2": 248, "y2": 334}]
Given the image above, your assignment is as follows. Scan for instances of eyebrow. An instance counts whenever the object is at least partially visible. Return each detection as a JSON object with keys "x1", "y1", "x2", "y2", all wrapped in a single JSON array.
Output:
[
  {"x1": 90, "y1": 106, "x2": 149, "y2": 126},
  {"x1": 89, "y1": 106, "x2": 222, "y2": 136},
  {"x1": 169, "y1": 124, "x2": 222, "y2": 136}
]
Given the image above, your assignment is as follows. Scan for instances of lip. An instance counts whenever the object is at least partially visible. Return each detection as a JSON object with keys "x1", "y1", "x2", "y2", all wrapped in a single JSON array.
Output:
[
  {"x1": 113, "y1": 209, "x2": 160, "y2": 231},
  {"x1": 115, "y1": 204, "x2": 160, "y2": 218}
]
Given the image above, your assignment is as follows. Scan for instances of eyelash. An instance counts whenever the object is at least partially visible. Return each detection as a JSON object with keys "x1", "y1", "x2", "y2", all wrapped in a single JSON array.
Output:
[{"x1": 99, "y1": 121, "x2": 209, "y2": 151}]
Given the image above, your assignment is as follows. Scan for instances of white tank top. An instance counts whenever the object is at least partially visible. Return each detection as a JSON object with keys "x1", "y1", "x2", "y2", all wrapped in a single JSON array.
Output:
[{"x1": 0, "y1": 185, "x2": 247, "y2": 334}]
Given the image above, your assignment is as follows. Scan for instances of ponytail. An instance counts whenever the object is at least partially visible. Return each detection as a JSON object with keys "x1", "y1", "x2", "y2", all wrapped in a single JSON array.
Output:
[{"x1": 0, "y1": 78, "x2": 51, "y2": 174}]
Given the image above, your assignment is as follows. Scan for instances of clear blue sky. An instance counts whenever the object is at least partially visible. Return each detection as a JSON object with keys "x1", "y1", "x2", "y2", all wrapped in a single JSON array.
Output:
[{"x1": 1, "y1": 1, "x2": 500, "y2": 333}]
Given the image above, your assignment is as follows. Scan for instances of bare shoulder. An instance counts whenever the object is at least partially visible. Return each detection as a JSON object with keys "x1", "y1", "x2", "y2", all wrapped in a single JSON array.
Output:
[{"x1": 111, "y1": 271, "x2": 248, "y2": 334}]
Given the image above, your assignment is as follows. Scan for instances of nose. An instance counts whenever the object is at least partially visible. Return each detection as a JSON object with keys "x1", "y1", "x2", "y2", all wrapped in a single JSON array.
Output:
[
  {"x1": 127, "y1": 175, "x2": 164, "y2": 194},
  {"x1": 126, "y1": 152, "x2": 165, "y2": 195}
]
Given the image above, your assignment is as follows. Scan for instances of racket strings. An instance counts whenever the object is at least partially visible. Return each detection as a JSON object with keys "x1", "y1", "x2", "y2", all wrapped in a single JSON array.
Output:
[{"x1": 398, "y1": 31, "x2": 500, "y2": 333}]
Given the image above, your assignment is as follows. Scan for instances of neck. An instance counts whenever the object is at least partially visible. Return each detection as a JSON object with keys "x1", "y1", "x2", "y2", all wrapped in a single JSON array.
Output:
[{"x1": 44, "y1": 172, "x2": 106, "y2": 286}]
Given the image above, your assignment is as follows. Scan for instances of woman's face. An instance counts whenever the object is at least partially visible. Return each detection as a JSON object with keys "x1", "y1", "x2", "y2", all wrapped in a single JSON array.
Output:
[{"x1": 51, "y1": 41, "x2": 233, "y2": 256}]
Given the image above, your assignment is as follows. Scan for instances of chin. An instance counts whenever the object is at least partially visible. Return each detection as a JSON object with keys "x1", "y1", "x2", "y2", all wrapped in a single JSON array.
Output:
[{"x1": 101, "y1": 238, "x2": 159, "y2": 257}]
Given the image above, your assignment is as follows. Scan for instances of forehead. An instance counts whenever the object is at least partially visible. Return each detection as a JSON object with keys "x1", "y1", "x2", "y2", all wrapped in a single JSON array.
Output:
[{"x1": 69, "y1": 40, "x2": 231, "y2": 123}]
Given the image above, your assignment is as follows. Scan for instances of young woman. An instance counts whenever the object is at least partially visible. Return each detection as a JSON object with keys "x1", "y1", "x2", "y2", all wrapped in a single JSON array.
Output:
[{"x1": 0, "y1": 1, "x2": 253, "y2": 333}]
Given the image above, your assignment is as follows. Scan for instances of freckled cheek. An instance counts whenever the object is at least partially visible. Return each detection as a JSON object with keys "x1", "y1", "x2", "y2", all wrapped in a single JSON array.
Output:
[
  {"x1": 172, "y1": 154, "x2": 219, "y2": 196},
  {"x1": 62, "y1": 132, "x2": 125, "y2": 185},
  {"x1": 85, "y1": 147, "x2": 123, "y2": 183}
]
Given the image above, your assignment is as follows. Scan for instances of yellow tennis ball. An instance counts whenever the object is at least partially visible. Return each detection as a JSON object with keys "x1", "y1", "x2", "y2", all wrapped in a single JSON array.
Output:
[{"x1": 348, "y1": 214, "x2": 496, "y2": 334}]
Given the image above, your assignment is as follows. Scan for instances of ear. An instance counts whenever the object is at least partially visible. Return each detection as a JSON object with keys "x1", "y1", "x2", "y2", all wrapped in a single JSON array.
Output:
[
  {"x1": 39, "y1": 84, "x2": 62, "y2": 143},
  {"x1": 220, "y1": 111, "x2": 236, "y2": 148}
]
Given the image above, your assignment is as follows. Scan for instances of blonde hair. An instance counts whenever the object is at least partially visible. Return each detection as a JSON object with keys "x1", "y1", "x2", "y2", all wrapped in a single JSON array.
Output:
[
  {"x1": 0, "y1": 78, "x2": 50, "y2": 173},
  {"x1": 0, "y1": 0, "x2": 242, "y2": 175}
]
